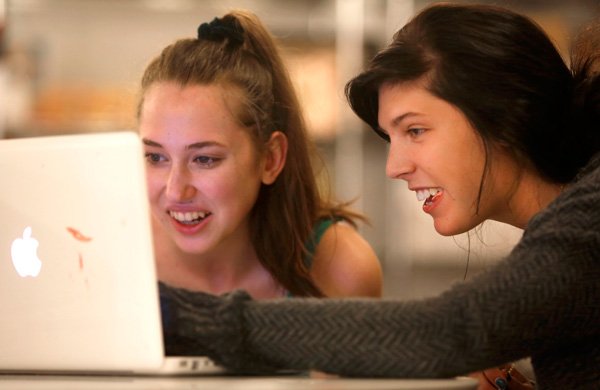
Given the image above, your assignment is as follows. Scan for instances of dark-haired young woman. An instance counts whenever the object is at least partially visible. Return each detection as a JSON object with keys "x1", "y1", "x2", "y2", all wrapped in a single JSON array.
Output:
[{"x1": 158, "y1": 4, "x2": 600, "y2": 389}]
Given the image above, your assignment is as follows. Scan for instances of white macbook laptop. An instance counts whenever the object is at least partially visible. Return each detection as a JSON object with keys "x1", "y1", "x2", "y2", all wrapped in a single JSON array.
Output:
[{"x1": 0, "y1": 131, "x2": 224, "y2": 375}]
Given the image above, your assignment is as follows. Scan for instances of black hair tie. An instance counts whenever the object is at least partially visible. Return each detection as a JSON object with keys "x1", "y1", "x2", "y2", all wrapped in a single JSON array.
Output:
[{"x1": 197, "y1": 17, "x2": 244, "y2": 47}]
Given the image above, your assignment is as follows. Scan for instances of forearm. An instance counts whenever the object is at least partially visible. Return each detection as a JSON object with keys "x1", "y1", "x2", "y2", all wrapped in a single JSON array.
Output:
[
  {"x1": 242, "y1": 297, "x2": 473, "y2": 377},
  {"x1": 162, "y1": 282, "x2": 483, "y2": 377}
]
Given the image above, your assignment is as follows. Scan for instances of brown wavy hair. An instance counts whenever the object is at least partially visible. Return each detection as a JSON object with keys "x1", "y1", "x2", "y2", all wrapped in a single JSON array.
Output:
[{"x1": 138, "y1": 10, "x2": 363, "y2": 297}]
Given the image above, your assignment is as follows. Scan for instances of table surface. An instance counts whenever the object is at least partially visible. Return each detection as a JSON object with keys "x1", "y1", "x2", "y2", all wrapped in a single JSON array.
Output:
[{"x1": 0, "y1": 374, "x2": 478, "y2": 390}]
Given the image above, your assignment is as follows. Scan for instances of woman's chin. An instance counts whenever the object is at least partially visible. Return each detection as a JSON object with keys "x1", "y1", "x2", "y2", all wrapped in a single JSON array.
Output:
[{"x1": 433, "y1": 219, "x2": 470, "y2": 237}]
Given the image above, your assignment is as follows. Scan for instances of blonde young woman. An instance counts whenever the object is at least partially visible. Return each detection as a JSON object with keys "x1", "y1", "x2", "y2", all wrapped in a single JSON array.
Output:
[{"x1": 137, "y1": 11, "x2": 382, "y2": 300}]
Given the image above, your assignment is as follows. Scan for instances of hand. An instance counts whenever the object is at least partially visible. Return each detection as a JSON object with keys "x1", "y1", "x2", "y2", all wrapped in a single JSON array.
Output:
[
  {"x1": 159, "y1": 282, "x2": 226, "y2": 356},
  {"x1": 158, "y1": 282, "x2": 280, "y2": 373}
]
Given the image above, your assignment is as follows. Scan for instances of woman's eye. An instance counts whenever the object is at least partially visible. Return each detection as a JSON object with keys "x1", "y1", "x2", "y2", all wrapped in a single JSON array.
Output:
[
  {"x1": 408, "y1": 127, "x2": 426, "y2": 137},
  {"x1": 194, "y1": 155, "x2": 220, "y2": 167},
  {"x1": 145, "y1": 152, "x2": 165, "y2": 164}
]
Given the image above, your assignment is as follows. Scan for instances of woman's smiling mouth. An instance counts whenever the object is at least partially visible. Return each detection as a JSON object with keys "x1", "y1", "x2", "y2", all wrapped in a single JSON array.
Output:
[
  {"x1": 416, "y1": 187, "x2": 441, "y2": 201},
  {"x1": 415, "y1": 188, "x2": 443, "y2": 212},
  {"x1": 168, "y1": 210, "x2": 211, "y2": 225}
]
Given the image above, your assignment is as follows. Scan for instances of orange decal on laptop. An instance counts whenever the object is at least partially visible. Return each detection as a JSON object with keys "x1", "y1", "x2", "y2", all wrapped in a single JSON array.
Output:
[{"x1": 66, "y1": 227, "x2": 92, "y2": 242}]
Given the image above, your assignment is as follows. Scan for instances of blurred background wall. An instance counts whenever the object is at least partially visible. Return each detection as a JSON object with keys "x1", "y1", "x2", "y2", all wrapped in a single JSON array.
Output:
[{"x1": 2, "y1": 0, "x2": 598, "y2": 298}]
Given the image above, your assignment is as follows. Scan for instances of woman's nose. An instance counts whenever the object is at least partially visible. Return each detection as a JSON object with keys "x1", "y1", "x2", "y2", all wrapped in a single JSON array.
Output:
[
  {"x1": 385, "y1": 142, "x2": 414, "y2": 180},
  {"x1": 165, "y1": 166, "x2": 197, "y2": 202}
]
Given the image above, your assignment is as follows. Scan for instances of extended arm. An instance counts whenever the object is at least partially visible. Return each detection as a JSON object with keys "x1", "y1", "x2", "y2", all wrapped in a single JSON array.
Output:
[{"x1": 160, "y1": 156, "x2": 600, "y2": 378}]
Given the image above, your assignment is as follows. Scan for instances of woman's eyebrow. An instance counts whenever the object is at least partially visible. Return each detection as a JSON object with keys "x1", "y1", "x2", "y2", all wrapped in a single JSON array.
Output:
[
  {"x1": 141, "y1": 139, "x2": 224, "y2": 150},
  {"x1": 391, "y1": 112, "x2": 422, "y2": 127},
  {"x1": 380, "y1": 112, "x2": 421, "y2": 132},
  {"x1": 142, "y1": 138, "x2": 162, "y2": 148},
  {"x1": 187, "y1": 141, "x2": 224, "y2": 150}
]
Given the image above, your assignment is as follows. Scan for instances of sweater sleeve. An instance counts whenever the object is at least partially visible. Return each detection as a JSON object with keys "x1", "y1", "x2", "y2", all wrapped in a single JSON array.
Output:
[
  {"x1": 159, "y1": 157, "x2": 600, "y2": 378},
  {"x1": 160, "y1": 283, "x2": 479, "y2": 377}
]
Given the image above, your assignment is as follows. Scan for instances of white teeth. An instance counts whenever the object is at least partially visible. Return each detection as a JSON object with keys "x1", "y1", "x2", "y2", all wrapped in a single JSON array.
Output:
[
  {"x1": 169, "y1": 211, "x2": 207, "y2": 222},
  {"x1": 415, "y1": 188, "x2": 441, "y2": 201}
]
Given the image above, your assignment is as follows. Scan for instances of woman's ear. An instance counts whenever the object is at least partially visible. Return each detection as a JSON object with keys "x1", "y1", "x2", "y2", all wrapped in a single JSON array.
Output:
[{"x1": 261, "y1": 131, "x2": 288, "y2": 185}]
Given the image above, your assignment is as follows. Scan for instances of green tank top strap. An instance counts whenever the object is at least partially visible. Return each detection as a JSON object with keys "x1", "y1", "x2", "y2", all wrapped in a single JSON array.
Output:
[
  {"x1": 285, "y1": 217, "x2": 341, "y2": 298},
  {"x1": 303, "y1": 217, "x2": 339, "y2": 269}
]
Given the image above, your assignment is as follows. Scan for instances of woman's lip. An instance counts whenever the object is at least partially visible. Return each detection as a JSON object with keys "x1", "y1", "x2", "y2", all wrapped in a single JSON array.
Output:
[
  {"x1": 166, "y1": 206, "x2": 209, "y2": 213},
  {"x1": 422, "y1": 190, "x2": 443, "y2": 213},
  {"x1": 169, "y1": 213, "x2": 211, "y2": 235},
  {"x1": 414, "y1": 187, "x2": 442, "y2": 201},
  {"x1": 168, "y1": 210, "x2": 209, "y2": 220}
]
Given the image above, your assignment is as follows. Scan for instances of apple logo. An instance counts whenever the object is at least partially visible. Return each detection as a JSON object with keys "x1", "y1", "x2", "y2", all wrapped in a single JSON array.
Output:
[{"x1": 11, "y1": 226, "x2": 42, "y2": 277}]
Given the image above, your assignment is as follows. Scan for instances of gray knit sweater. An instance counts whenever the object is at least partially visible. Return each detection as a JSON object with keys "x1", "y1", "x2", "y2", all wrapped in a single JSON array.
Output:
[{"x1": 159, "y1": 153, "x2": 600, "y2": 390}]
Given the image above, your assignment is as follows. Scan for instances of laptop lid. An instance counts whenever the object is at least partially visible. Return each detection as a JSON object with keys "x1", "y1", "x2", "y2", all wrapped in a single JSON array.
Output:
[{"x1": 0, "y1": 131, "x2": 165, "y2": 373}]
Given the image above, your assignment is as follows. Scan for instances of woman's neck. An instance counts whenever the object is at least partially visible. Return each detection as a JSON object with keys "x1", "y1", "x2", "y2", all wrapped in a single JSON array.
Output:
[
  {"x1": 153, "y1": 232, "x2": 284, "y2": 299},
  {"x1": 499, "y1": 170, "x2": 563, "y2": 229}
]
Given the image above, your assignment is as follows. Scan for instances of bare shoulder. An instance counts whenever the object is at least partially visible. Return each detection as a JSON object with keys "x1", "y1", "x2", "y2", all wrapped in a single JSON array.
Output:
[{"x1": 310, "y1": 222, "x2": 383, "y2": 298}]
